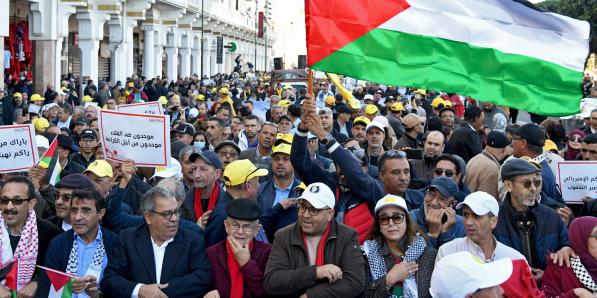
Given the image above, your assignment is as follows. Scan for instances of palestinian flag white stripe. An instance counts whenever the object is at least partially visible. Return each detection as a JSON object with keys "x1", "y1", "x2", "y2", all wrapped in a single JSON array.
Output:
[{"x1": 378, "y1": 0, "x2": 590, "y2": 72}]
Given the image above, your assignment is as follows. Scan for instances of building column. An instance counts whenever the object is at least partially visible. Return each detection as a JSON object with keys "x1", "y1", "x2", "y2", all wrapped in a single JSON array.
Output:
[
  {"x1": 202, "y1": 35, "x2": 211, "y2": 77},
  {"x1": 54, "y1": 37, "x2": 64, "y2": 88},
  {"x1": 178, "y1": 31, "x2": 191, "y2": 78},
  {"x1": 154, "y1": 28, "x2": 166, "y2": 78},
  {"x1": 109, "y1": 16, "x2": 127, "y2": 84},
  {"x1": 77, "y1": 10, "x2": 109, "y2": 86},
  {"x1": 191, "y1": 46, "x2": 200, "y2": 77},
  {"x1": 124, "y1": 21, "x2": 136, "y2": 78},
  {"x1": 142, "y1": 25, "x2": 155, "y2": 78},
  {"x1": 165, "y1": 46, "x2": 178, "y2": 81}
]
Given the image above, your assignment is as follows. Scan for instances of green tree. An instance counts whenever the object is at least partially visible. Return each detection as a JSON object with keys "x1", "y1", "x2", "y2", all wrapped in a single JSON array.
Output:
[{"x1": 537, "y1": 0, "x2": 597, "y2": 54}]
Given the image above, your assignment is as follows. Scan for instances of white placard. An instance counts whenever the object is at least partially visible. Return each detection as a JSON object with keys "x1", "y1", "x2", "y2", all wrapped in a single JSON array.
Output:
[
  {"x1": 557, "y1": 161, "x2": 597, "y2": 203},
  {"x1": 98, "y1": 110, "x2": 171, "y2": 167},
  {"x1": 0, "y1": 124, "x2": 39, "y2": 173},
  {"x1": 116, "y1": 101, "x2": 163, "y2": 115}
]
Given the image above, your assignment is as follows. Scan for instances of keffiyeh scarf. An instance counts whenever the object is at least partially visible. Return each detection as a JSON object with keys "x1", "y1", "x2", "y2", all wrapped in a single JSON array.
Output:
[
  {"x1": 66, "y1": 228, "x2": 105, "y2": 275},
  {"x1": 0, "y1": 209, "x2": 38, "y2": 290},
  {"x1": 362, "y1": 234, "x2": 427, "y2": 298},
  {"x1": 571, "y1": 256, "x2": 597, "y2": 293}
]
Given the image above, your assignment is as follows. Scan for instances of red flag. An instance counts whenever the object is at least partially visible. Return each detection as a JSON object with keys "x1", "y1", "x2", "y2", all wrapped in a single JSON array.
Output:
[{"x1": 5, "y1": 259, "x2": 18, "y2": 297}]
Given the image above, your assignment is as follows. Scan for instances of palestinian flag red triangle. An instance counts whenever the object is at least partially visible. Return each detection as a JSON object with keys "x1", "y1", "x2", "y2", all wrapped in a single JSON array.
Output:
[{"x1": 305, "y1": 0, "x2": 410, "y2": 66}]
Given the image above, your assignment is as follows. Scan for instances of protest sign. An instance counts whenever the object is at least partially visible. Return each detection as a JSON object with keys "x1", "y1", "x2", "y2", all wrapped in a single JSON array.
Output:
[
  {"x1": 557, "y1": 161, "x2": 597, "y2": 203},
  {"x1": 0, "y1": 124, "x2": 39, "y2": 173},
  {"x1": 116, "y1": 101, "x2": 163, "y2": 115},
  {"x1": 98, "y1": 110, "x2": 170, "y2": 167}
]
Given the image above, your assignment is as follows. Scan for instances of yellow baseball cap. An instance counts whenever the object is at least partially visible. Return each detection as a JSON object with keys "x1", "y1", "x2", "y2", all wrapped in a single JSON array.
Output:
[
  {"x1": 271, "y1": 143, "x2": 292, "y2": 156},
  {"x1": 278, "y1": 100, "x2": 290, "y2": 108},
  {"x1": 31, "y1": 94, "x2": 44, "y2": 102},
  {"x1": 390, "y1": 102, "x2": 405, "y2": 112},
  {"x1": 353, "y1": 116, "x2": 370, "y2": 126},
  {"x1": 365, "y1": 104, "x2": 379, "y2": 115},
  {"x1": 219, "y1": 87, "x2": 229, "y2": 94},
  {"x1": 84, "y1": 160, "x2": 114, "y2": 178},
  {"x1": 82, "y1": 95, "x2": 93, "y2": 102},
  {"x1": 275, "y1": 133, "x2": 293, "y2": 145},
  {"x1": 60, "y1": 86, "x2": 67, "y2": 91},
  {"x1": 127, "y1": 82, "x2": 134, "y2": 88},
  {"x1": 414, "y1": 89, "x2": 427, "y2": 95},
  {"x1": 196, "y1": 94, "x2": 205, "y2": 100},
  {"x1": 223, "y1": 159, "x2": 268, "y2": 186},
  {"x1": 544, "y1": 139, "x2": 558, "y2": 153},
  {"x1": 33, "y1": 117, "x2": 50, "y2": 132},
  {"x1": 13, "y1": 92, "x2": 22, "y2": 98},
  {"x1": 211, "y1": 87, "x2": 218, "y2": 93},
  {"x1": 325, "y1": 96, "x2": 335, "y2": 106},
  {"x1": 442, "y1": 100, "x2": 452, "y2": 108},
  {"x1": 158, "y1": 96, "x2": 168, "y2": 106},
  {"x1": 431, "y1": 97, "x2": 445, "y2": 108}
]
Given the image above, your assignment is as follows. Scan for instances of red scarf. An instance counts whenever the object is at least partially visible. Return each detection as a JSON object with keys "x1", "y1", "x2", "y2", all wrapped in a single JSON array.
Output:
[
  {"x1": 193, "y1": 183, "x2": 220, "y2": 221},
  {"x1": 226, "y1": 240, "x2": 254, "y2": 298},
  {"x1": 302, "y1": 223, "x2": 332, "y2": 266}
]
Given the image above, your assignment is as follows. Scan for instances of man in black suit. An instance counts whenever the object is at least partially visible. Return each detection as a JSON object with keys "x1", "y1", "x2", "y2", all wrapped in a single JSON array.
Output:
[
  {"x1": 446, "y1": 105, "x2": 485, "y2": 163},
  {"x1": 101, "y1": 187, "x2": 210, "y2": 297}
]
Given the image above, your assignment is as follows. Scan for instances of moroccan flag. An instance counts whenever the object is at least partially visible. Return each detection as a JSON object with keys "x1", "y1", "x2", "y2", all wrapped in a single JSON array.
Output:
[
  {"x1": 39, "y1": 137, "x2": 61, "y2": 185},
  {"x1": 3, "y1": 259, "x2": 17, "y2": 298},
  {"x1": 305, "y1": 0, "x2": 590, "y2": 116},
  {"x1": 38, "y1": 266, "x2": 75, "y2": 298}
]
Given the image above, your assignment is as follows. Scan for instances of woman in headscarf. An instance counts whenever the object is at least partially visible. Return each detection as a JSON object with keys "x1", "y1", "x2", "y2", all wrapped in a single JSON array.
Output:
[
  {"x1": 563, "y1": 129, "x2": 586, "y2": 160},
  {"x1": 362, "y1": 195, "x2": 436, "y2": 298},
  {"x1": 541, "y1": 216, "x2": 597, "y2": 297}
]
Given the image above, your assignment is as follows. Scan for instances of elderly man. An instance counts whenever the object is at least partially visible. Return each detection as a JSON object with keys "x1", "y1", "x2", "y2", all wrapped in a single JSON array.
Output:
[
  {"x1": 410, "y1": 177, "x2": 464, "y2": 248},
  {"x1": 494, "y1": 158, "x2": 572, "y2": 277},
  {"x1": 410, "y1": 131, "x2": 445, "y2": 181},
  {"x1": 394, "y1": 113, "x2": 425, "y2": 150},
  {"x1": 183, "y1": 151, "x2": 225, "y2": 228},
  {"x1": 39, "y1": 189, "x2": 118, "y2": 297},
  {"x1": 214, "y1": 141, "x2": 240, "y2": 169},
  {"x1": 264, "y1": 182, "x2": 365, "y2": 297},
  {"x1": 204, "y1": 199, "x2": 271, "y2": 298},
  {"x1": 436, "y1": 191, "x2": 525, "y2": 262},
  {"x1": 0, "y1": 176, "x2": 62, "y2": 297},
  {"x1": 101, "y1": 187, "x2": 211, "y2": 297},
  {"x1": 466, "y1": 131, "x2": 511, "y2": 199}
]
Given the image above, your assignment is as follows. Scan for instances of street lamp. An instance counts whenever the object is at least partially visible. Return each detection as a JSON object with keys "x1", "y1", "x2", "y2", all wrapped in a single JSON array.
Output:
[{"x1": 200, "y1": 0, "x2": 204, "y2": 80}]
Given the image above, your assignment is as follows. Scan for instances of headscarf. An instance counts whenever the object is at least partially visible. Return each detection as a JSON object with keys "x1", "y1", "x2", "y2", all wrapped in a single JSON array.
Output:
[
  {"x1": 564, "y1": 129, "x2": 585, "y2": 160},
  {"x1": 569, "y1": 216, "x2": 597, "y2": 280}
]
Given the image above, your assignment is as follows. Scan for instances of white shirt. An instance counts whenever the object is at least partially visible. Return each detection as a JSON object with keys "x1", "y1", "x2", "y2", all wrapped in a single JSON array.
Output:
[
  {"x1": 436, "y1": 236, "x2": 526, "y2": 264},
  {"x1": 131, "y1": 237, "x2": 174, "y2": 298},
  {"x1": 61, "y1": 221, "x2": 72, "y2": 231}
]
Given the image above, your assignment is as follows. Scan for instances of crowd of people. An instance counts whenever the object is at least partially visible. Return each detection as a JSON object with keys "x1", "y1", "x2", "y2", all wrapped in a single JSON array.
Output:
[{"x1": 0, "y1": 70, "x2": 596, "y2": 298}]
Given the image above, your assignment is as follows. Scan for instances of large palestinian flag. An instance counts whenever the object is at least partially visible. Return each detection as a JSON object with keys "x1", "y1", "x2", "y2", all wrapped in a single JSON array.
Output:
[{"x1": 305, "y1": 0, "x2": 590, "y2": 116}]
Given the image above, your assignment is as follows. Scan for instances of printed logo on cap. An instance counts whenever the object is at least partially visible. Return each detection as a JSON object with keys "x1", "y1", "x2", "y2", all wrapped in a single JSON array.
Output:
[{"x1": 309, "y1": 185, "x2": 320, "y2": 193}]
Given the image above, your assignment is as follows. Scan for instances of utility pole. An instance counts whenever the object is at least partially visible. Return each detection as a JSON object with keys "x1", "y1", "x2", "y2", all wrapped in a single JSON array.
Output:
[
  {"x1": 200, "y1": 0, "x2": 205, "y2": 81},
  {"x1": 254, "y1": 0, "x2": 258, "y2": 71}
]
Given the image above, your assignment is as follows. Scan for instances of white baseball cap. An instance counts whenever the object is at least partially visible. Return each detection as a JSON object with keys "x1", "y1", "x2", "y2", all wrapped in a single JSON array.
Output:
[
  {"x1": 188, "y1": 108, "x2": 199, "y2": 118},
  {"x1": 430, "y1": 251, "x2": 513, "y2": 298},
  {"x1": 36, "y1": 135, "x2": 50, "y2": 149},
  {"x1": 152, "y1": 158, "x2": 182, "y2": 180},
  {"x1": 374, "y1": 194, "x2": 408, "y2": 214},
  {"x1": 456, "y1": 191, "x2": 499, "y2": 216},
  {"x1": 372, "y1": 116, "x2": 389, "y2": 128},
  {"x1": 366, "y1": 121, "x2": 385, "y2": 133},
  {"x1": 298, "y1": 182, "x2": 335, "y2": 209},
  {"x1": 364, "y1": 94, "x2": 374, "y2": 101}
]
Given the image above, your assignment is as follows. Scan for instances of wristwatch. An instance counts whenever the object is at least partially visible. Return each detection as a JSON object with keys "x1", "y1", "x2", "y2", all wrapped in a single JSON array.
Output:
[{"x1": 319, "y1": 133, "x2": 333, "y2": 146}]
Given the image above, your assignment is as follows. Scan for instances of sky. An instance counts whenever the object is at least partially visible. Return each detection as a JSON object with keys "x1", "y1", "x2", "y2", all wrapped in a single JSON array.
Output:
[{"x1": 270, "y1": 0, "x2": 545, "y2": 69}]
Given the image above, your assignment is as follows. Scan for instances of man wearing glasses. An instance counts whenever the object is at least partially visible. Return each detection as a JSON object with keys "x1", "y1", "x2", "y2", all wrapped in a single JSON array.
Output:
[
  {"x1": 409, "y1": 177, "x2": 464, "y2": 248},
  {"x1": 264, "y1": 182, "x2": 364, "y2": 297},
  {"x1": 0, "y1": 176, "x2": 62, "y2": 297},
  {"x1": 494, "y1": 158, "x2": 573, "y2": 280},
  {"x1": 205, "y1": 199, "x2": 271, "y2": 298},
  {"x1": 101, "y1": 187, "x2": 211, "y2": 297},
  {"x1": 47, "y1": 174, "x2": 96, "y2": 231},
  {"x1": 38, "y1": 188, "x2": 118, "y2": 298}
]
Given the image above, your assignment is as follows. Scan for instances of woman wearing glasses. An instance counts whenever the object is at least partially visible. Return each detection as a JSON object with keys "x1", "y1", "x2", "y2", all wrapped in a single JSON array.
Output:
[
  {"x1": 563, "y1": 129, "x2": 585, "y2": 160},
  {"x1": 541, "y1": 217, "x2": 597, "y2": 297},
  {"x1": 362, "y1": 195, "x2": 436, "y2": 298}
]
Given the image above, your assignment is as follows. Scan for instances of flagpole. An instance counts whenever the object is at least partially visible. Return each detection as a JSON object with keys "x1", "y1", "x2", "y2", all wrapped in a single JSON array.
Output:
[{"x1": 308, "y1": 68, "x2": 313, "y2": 97}]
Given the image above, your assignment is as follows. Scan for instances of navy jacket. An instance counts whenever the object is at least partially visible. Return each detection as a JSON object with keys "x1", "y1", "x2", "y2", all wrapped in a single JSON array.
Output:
[
  {"x1": 539, "y1": 159, "x2": 563, "y2": 204},
  {"x1": 37, "y1": 228, "x2": 118, "y2": 297},
  {"x1": 257, "y1": 178, "x2": 302, "y2": 213},
  {"x1": 446, "y1": 124, "x2": 482, "y2": 163},
  {"x1": 494, "y1": 194, "x2": 569, "y2": 270},
  {"x1": 183, "y1": 184, "x2": 227, "y2": 221},
  {"x1": 290, "y1": 128, "x2": 382, "y2": 223},
  {"x1": 410, "y1": 206, "x2": 465, "y2": 248},
  {"x1": 101, "y1": 225, "x2": 211, "y2": 297}
]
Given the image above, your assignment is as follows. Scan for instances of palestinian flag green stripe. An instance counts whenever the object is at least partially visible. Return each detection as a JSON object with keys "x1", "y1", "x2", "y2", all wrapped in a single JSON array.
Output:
[{"x1": 312, "y1": 28, "x2": 583, "y2": 116}]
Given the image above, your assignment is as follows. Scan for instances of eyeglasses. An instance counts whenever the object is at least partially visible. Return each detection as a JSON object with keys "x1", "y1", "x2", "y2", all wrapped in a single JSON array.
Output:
[
  {"x1": 218, "y1": 150, "x2": 238, "y2": 158},
  {"x1": 590, "y1": 234, "x2": 597, "y2": 240},
  {"x1": 434, "y1": 168, "x2": 455, "y2": 177},
  {"x1": 378, "y1": 213, "x2": 406, "y2": 225},
  {"x1": 513, "y1": 179, "x2": 542, "y2": 189},
  {"x1": 227, "y1": 219, "x2": 258, "y2": 232},
  {"x1": 57, "y1": 192, "x2": 72, "y2": 202},
  {"x1": 569, "y1": 136, "x2": 583, "y2": 143},
  {"x1": 425, "y1": 189, "x2": 453, "y2": 206},
  {"x1": 298, "y1": 203, "x2": 328, "y2": 216},
  {"x1": 581, "y1": 148, "x2": 597, "y2": 155},
  {"x1": 149, "y1": 208, "x2": 182, "y2": 221},
  {"x1": 0, "y1": 197, "x2": 32, "y2": 206}
]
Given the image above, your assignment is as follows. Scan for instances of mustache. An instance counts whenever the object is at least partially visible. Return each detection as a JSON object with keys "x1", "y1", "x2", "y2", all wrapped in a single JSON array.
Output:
[{"x1": 3, "y1": 209, "x2": 17, "y2": 216}]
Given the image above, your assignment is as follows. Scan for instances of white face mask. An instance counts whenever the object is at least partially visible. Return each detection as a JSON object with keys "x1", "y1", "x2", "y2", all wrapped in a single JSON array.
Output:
[{"x1": 194, "y1": 142, "x2": 206, "y2": 149}]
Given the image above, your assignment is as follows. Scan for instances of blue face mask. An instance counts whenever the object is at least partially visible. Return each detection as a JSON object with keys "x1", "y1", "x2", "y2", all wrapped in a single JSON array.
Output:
[{"x1": 194, "y1": 142, "x2": 205, "y2": 149}]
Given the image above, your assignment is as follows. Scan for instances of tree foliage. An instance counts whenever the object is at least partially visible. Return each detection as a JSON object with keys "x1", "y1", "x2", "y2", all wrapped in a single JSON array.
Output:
[{"x1": 537, "y1": 0, "x2": 597, "y2": 54}]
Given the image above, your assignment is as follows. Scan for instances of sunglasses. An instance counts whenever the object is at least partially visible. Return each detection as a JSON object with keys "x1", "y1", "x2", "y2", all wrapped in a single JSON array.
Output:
[
  {"x1": 569, "y1": 136, "x2": 583, "y2": 143},
  {"x1": 513, "y1": 179, "x2": 542, "y2": 189},
  {"x1": 378, "y1": 213, "x2": 406, "y2": 225},
  {"x1": 434, "y1": 168, "x2": 455, "y2": 177},
  {"x1": 0, "y1": 197, "x2": 32, "y2": 206}
]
